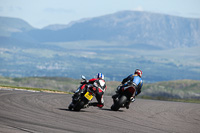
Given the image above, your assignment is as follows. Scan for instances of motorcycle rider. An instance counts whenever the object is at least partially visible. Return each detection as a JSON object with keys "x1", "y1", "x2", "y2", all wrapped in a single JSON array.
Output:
[
  {"x1": 112, "y1": 69, "x2": 143, "y2": 109},
  {"x1": 71, "y1": 73, "x2": 107, "y2": 108}
]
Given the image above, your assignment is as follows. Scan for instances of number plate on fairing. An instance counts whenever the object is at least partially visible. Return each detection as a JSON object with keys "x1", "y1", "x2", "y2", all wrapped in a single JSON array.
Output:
[{"x1": 84, "y1": 92, "x2": 93, "y2": 100}]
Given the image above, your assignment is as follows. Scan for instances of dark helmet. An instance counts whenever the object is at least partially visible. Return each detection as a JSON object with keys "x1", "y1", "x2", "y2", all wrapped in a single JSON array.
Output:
[{"x1": 135, "y1": 69, "x2": 142, "y2": 77}]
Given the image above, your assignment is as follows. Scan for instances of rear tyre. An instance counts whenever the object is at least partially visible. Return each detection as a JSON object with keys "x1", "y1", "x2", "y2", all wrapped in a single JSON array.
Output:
[
  {"x1": 73, "y1": 101, "x2": 85, "y2": 111},
  {"x1": 111, "y1": 95, "x2": 127, "y2": 111}
]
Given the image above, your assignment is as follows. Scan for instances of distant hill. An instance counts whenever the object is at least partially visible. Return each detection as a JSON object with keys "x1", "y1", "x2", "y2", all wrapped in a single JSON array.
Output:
[
  {"x1": 12, "y1": 11, "x2": 200, "y2": 49},
  {"x1": 0, "y1": 11, "x2": 200, "y2": 82},
  {"x1": 43, "y1": 24, "x2": 69, "y2": 31},
  {"x1": 0, "y1": 16, "x2": 34, "y2": 37}
]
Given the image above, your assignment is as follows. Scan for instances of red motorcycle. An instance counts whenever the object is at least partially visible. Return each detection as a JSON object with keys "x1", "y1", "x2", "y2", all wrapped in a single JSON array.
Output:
[{"x1": 111, "y1": 84, "x2": 136, "y2": 111}]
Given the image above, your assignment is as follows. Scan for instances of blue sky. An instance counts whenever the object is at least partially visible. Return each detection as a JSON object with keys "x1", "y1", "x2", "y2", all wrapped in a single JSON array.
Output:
[{"x1": 0, "y1": 0, "x2": 200, "y2": 28}]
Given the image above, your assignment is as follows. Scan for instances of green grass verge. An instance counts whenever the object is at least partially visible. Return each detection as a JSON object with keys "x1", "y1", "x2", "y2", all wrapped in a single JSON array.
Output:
[
  {"x1": 139, "y1": 95, "x2": 200, "y2": 104},
  {"x1": 0, "y1": 85, "x2": 73, "y2": 94}
]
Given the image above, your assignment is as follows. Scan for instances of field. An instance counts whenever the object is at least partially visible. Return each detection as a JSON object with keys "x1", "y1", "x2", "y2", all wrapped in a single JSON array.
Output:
[
  {"x1": 0, "y1": 76, "x2": 199, "y2": 103},
  {"x1": 1, "y1": 40, "x2": 200, "y2": 83}
]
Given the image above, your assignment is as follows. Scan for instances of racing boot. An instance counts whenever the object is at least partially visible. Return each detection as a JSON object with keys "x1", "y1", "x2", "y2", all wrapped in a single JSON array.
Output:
[
  {"x1": 130, "y1": 96, "x2": 135, "y2": 102},
  {"x1": 83, "y1": 104, "x2": 89, "y2": 108},
  {"x1": 125, "y1": 97, "x2": 135, "y2": 109}
]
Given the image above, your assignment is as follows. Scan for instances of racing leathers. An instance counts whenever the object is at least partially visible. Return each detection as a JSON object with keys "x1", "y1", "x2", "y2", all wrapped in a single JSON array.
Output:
[
  {"x1": 73, "y1": 78, "x2": 107, "y2": 108},
  {"x1": 121, "y1": 74, "x2": 143, "y2": 96},
  {"x1": 112, "y1": 74, "x2": 143, "y2": 109}
]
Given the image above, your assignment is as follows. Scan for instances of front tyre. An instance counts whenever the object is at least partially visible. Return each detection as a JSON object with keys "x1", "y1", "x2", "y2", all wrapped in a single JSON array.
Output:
[
  {"x1": 68, "y1": 103, "x2": 73, "y2": 111},
  {"x1": 111, "y1": 95, "x2": 127, "y2": 111}
]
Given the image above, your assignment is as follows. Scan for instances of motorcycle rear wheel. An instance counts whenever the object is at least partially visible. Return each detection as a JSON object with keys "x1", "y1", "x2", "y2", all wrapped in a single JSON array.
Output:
[
  {"x1": 73, "y1": 101, "x2": 85, "y2": 111},
  {"x1": 111, "y1": 95, "x2": 127, "y2": 111}
]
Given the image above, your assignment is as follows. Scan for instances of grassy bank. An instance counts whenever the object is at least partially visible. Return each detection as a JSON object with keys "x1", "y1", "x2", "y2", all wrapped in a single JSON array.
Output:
[
  {"x1": 0, "y1": 85, "x2": 72, "y2": 94},
  {"x1": 0, "y1": 76, "x2": 199, "y2": 103}
]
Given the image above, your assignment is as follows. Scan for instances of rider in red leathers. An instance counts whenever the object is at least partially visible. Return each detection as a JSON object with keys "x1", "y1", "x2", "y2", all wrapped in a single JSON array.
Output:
[{"x1": 71, "y1": 73, "x2": 107, "y2": 108}]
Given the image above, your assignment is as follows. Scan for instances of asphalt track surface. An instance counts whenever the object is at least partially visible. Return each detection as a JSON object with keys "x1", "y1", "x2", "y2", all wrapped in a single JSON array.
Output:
[{"x1": 0, "y1": 89, "x2": 200, "y2": 133}]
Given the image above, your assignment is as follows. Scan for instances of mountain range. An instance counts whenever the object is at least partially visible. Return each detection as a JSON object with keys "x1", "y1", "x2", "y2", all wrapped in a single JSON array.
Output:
[{"x1": 0, "y1": 11, "x2": 200, "y2": 82}]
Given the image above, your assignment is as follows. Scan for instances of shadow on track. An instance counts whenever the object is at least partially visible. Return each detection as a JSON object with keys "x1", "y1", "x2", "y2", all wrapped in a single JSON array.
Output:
[
  {"x1": 101, "y1": 108, "x2": 125, "y2": 112},
  {"x1": 58, "y1": 108, "x2": 88, "y2": 112},
  {"x1": 58, "y1": 108, "x2": 125, "y2": 112}
]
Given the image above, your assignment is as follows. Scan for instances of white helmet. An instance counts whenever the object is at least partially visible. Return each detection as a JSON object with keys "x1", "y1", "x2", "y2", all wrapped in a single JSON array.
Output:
[{"x1": 97, "y1": 73, "x2": 104, "y2": 80}]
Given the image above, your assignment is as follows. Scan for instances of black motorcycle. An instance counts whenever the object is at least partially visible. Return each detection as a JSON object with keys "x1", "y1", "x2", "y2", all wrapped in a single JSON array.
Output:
[
  {"x1": 68, "y1": 75, "x2": 96, "y2": 111},
  {"x1": 111, "y1": 84, "x2": 136, "y2": 111}
]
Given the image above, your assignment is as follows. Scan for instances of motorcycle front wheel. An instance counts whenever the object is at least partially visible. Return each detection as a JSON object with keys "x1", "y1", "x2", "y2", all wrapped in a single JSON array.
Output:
[{"x1": 73, "y1": 101, "x2": 85, "y2": 111}]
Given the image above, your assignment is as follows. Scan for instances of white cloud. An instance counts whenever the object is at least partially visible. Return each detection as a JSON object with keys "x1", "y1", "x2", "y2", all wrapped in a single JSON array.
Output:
[{"x1": 134, "y1": 6, "x2": 144, "y2": 12}]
